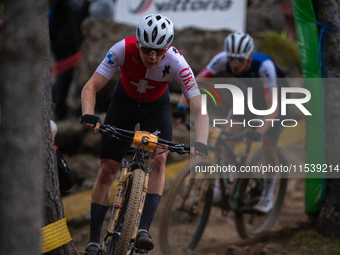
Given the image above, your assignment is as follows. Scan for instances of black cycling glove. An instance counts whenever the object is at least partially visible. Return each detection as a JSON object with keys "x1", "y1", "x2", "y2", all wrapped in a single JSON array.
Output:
[
  {"x1": 172, "y1": 107, "x2": 186, "y2": 122},
  {"x1": 81, "y1": 114, "x2": 101, "y2": 126},
  {"x1": 191, "y1": 141, "x2": 209, "y2": 156},
  {"x1": 245, "y1": 131, "x2": 262, "y2": 141}
]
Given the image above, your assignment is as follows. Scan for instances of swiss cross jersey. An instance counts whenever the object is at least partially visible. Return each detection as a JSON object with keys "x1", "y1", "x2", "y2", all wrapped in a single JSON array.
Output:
[
  {"x1": 200, "y1": 51, "x2": 285, "y2": 95},
  {"x1": 95, "y1": 37, "x2": 200, "y2": 103}
]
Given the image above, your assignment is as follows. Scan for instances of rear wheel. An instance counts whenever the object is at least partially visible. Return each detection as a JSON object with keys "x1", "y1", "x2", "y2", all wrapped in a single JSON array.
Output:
[
  {"x1": 235, "y1": 146, "x2": 288, "y2": 238},
  {"x1": 159, "y1": 161, "x2": 213, "y2": 255},
  {"x1": 108, "y1": 169, "x2": 145, "y2": 255}
]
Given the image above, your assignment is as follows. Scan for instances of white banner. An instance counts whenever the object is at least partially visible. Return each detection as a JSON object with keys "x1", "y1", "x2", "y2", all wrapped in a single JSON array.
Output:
[{"x1": 115, "y1": 0, "x2": 247, "y2": 32}]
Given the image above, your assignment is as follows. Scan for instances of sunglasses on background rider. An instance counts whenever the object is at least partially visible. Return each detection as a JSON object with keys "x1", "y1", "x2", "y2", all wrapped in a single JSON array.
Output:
[{"x1": 227, "y1": 56, "x2": 248, "y2": 65}]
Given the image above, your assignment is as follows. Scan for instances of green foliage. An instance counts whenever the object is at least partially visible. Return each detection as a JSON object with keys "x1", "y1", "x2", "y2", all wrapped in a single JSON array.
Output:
[
  {"x1": 257, "y1": 30, "x2": 302, "y2": 73},
  {"x1": 290, "y1": 229, "x2": 340, "y2": 255}
]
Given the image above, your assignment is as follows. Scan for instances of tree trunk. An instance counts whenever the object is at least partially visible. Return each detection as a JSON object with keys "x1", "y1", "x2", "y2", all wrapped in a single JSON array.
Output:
[
  {"x1": 312, "y1": 0, "x2": 340, "y2": 237},
  {"x1": 42, "y1": 32, "x2": 80, "y2": 255},
  {"x1": 42, "y1": 37, "x2": 80, "y2": 255},
  {"x1": 0, "y1": 1, "x2": 80, "y2": 254},
  {"x1": 41, "y1": 3, "x2": 80, "y2": 255},
  {"x1": 0, "y1": 1, "x2": 46, "y2": 254}
]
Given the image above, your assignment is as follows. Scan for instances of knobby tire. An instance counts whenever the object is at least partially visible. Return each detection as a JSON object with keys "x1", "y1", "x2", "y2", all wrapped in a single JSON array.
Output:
[
  {"x1": 159, "y1": 161, "x2": 213, "y2": 255},
  {"x1": 235, "y1": 146, "x2": 288, "y2": 238},
  {"x1": 109, "y1": 169, "x2": 145, "y2": 255}
]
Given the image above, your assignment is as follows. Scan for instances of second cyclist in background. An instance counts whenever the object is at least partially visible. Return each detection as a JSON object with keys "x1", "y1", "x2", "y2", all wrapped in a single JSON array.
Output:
[{"x1": 174, "y1": 31, "x2": 288, "y2": 213}]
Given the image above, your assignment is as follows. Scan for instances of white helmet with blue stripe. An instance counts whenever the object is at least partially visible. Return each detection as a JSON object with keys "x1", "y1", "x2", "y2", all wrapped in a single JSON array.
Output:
[{"x1": 224, "y1": 32, "x2": 254, "y2": 59}]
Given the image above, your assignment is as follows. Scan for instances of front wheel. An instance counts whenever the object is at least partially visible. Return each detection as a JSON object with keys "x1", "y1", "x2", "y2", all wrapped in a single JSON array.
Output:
[
  {"x1": 235, "y1": 146, "x2": 288, "y2": 238},
  {"x1": 159, "y1": 161, "x2": 213, "y2": 255},
  {"x1": 108, "y1": 169, "x2": 145, "y2": 255}
]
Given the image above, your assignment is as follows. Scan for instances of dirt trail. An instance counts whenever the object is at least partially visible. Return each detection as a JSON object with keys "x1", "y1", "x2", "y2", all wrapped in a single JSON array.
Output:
[{"x1": 143, "y1": 141, "x2": 307, "y2": 255}]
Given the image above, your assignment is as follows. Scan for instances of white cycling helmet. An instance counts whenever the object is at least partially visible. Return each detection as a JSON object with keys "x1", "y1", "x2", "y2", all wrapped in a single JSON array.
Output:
[
  {"x1": 136, "y1": 14, "x2": 174, "y2": 49},
  {"x1": 224, "y1": 32, "x2": 254, "y2": 59}
]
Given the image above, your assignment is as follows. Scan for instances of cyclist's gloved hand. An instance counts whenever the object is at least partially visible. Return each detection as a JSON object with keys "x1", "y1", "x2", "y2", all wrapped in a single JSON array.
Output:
[
  {"x1": 81, "y1": 114, "x2": 101, "y2": 126},
  {"x1": 191, "y1": 141, "x2": 209, "y2": 156},
  {"x1": 172, "y1": 107, "x2": 186, "y2": 122},
  {"x1": 245, "y1": 131, "x2": 262, "y2": 141}
]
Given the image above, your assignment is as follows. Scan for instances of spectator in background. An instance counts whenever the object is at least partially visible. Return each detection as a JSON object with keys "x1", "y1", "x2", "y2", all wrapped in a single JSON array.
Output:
[
  {"x1": 51, "y1": 120, "x2": 74, "y2": 195},
  {"x1": 49, "y1": 0, "x2": 115, "y2": 120}
]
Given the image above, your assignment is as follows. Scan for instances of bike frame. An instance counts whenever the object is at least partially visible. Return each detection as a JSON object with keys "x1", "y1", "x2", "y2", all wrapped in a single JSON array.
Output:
[
  {"x1": 208, "y1": 129, "x2": 254, "y2": 211},
  {"x1": 99, "y1": 124, "x2": 190, "y2": 254},
  {"x1": 106, "y1": 150, "x2": 152, "y2": 242}
]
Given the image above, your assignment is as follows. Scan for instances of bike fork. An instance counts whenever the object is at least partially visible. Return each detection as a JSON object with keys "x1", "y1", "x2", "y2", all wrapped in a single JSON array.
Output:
[{"x1": 107, "y1": 163, "x2": 131, "y2": 235}]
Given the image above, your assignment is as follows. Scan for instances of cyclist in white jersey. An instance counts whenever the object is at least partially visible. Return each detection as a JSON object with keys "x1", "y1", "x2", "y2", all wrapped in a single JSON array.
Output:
[
  {"x1": 174, "y1": 32, "x2": 288, "y2": 214},
  {"x1": 81, "y1": 14, "x2": 209, "y2": 255}
]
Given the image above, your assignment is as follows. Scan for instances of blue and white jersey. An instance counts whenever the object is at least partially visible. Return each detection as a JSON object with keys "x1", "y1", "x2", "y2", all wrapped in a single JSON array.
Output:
[
  {"x1": 202, "y1": 52, "x2": 285, "y2": 95},
  {"x1": 200, "y1": 51, "x2": 287, "y2": 110}
]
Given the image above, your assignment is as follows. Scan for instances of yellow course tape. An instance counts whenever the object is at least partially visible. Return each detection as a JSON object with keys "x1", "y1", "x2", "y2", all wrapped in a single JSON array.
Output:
[{"x1": 41, "y1": 218, "x2": 72, "y2": 253}]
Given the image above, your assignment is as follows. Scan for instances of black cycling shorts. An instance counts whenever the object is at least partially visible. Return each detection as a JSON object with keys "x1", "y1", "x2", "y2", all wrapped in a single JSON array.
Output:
[{"x1": 100, "y1": 78, "x2": 172, "y2": 162}]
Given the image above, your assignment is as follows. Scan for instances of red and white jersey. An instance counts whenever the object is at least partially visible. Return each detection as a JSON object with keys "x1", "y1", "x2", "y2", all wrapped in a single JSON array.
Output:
[{"x1": 96, "y1": 37, "x2": 200, "y2": 103}]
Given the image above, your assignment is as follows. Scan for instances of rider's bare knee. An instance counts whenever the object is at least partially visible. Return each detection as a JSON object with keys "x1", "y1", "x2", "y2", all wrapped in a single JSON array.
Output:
[
  {"x1": 149, "y1": 153, "x2": 167, "y2": 175},
  {"x1": 97, "y1": 159, "x2": 119, "y2": 185}
]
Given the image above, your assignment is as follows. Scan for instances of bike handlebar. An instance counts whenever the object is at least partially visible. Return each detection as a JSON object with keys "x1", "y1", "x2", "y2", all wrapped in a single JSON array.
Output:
[{"x1": 99, "y1": 123, "x2": 191, "y2": 155}]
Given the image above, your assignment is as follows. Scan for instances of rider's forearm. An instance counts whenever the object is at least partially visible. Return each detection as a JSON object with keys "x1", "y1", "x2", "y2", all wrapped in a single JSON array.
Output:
[
  {"x1": 187, "y1": 95, "x2": 209, "y2": 144},
  {"x1": 81, "y1": 83, "x2": 97, "y2": 115},
  {"x1": 195, "y1": 112, "x2": 209, "y2": 144},
  {"x1": 81, "y1": 72, "x2": 109, "y2": 116}
]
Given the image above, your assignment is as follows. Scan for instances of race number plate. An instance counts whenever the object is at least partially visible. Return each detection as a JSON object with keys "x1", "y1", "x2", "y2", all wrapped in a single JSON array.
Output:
[{"x1": 132, "y1": 131, "x2": 158, "y2": 152}]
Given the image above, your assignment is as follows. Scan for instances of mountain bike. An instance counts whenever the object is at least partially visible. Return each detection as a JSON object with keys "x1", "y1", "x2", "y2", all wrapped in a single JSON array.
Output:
[
  {"x1": 159, "y1": 127, "x2": 288, "y2": 255},
  {"x1": 98, "y1": 124, "x2": 190, "y2": 255}
]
